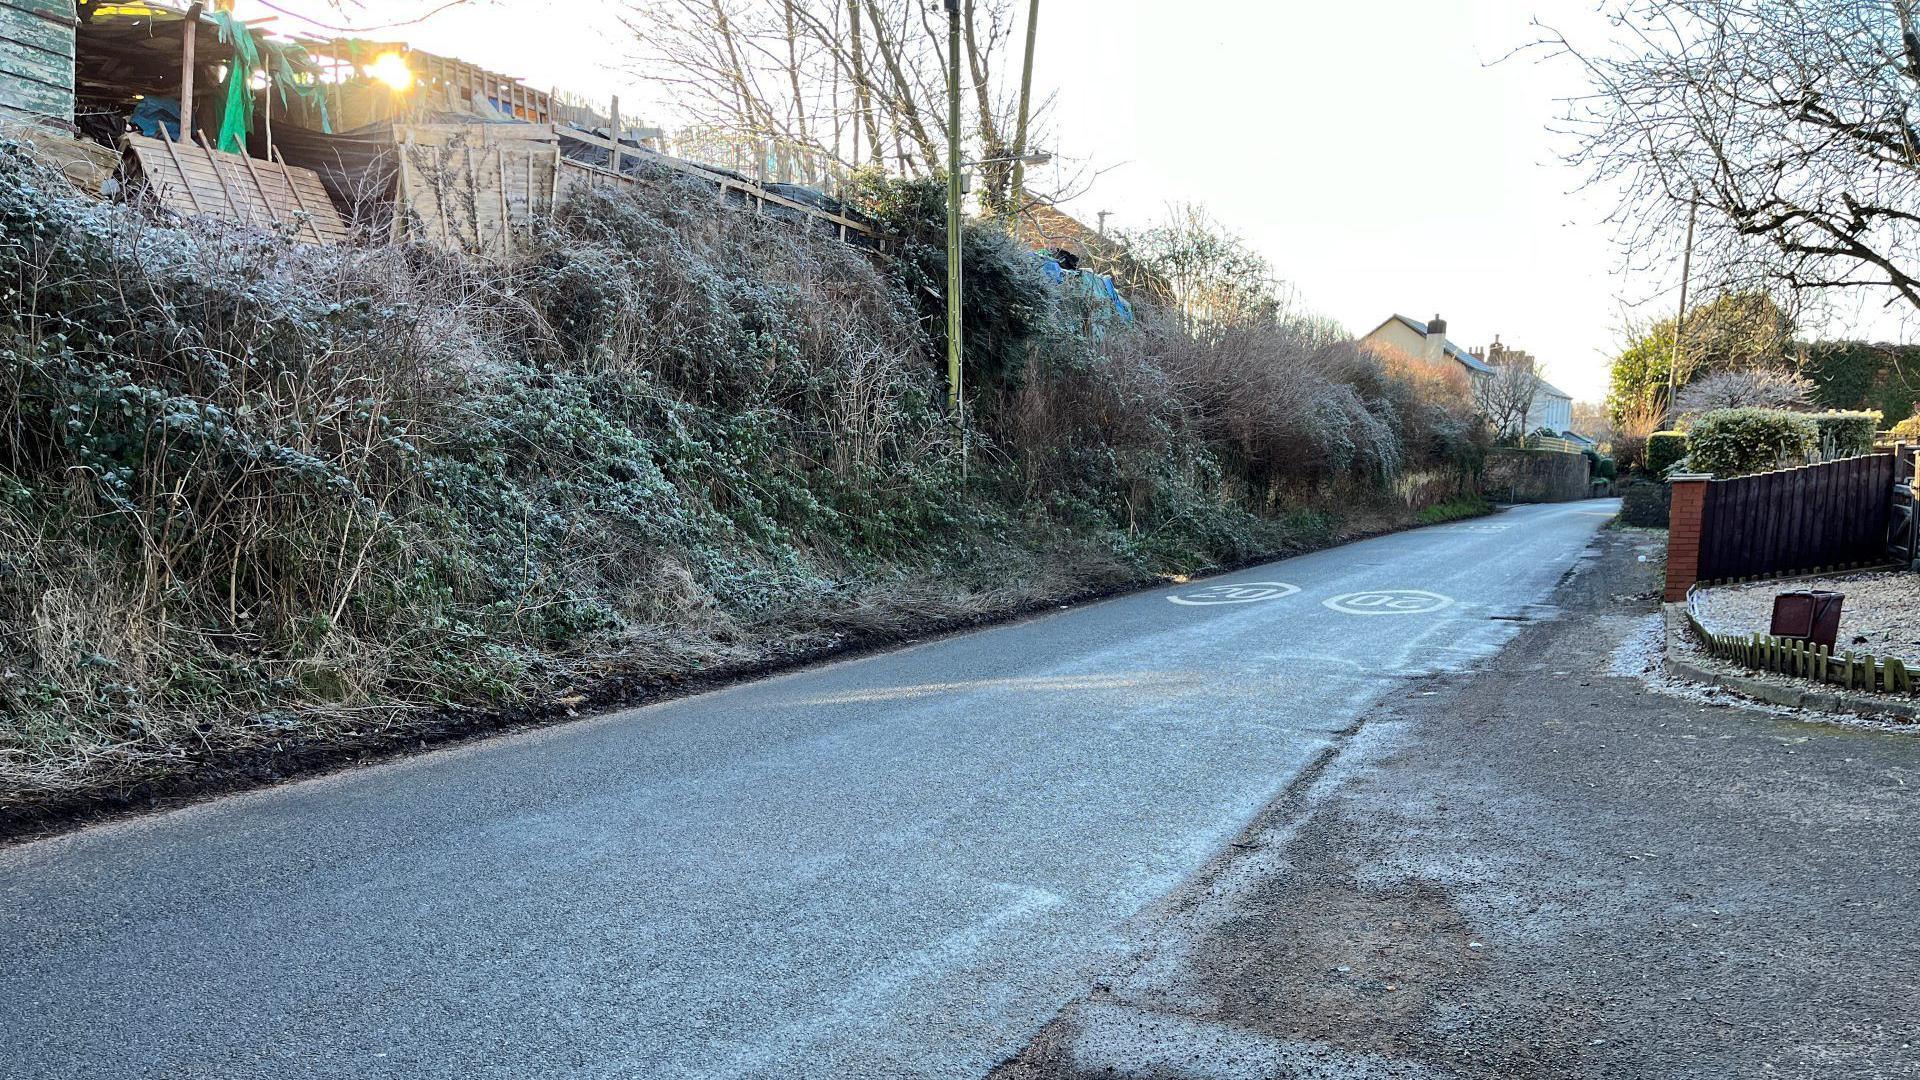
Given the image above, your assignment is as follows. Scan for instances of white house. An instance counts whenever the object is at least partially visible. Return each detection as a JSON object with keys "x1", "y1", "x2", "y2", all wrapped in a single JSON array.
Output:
[
  {"x1": 1364, "y1": 316, "x2": 1581, "y2": 441},
  {"x1": 1470, "y1": 336, "x2": 1574, "y2": 436},
  {"x1": 1526, "y1": 378, "x2": 1574, "y2": 435}
]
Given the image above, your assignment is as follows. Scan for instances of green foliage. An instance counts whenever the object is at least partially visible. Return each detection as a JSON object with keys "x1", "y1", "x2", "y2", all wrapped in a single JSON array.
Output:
[
  {"x1": 1684, "y1": 408, "x2": 1819, "y2": 477},
  {"x1": 1806, "y1": 411, "x2": 1881, "y2": 458},
  {"x1": 1645, "y1": 431, "x2": 1690, "y2": 477},
  {"x1": 0, "y1": 147, "x2": 1479, "y2": 803},
  {"x1": 1415, "y1": 495, "x2": 1495, "y2": 525},
  {"x1": 1607, "y1": 291, "x2": 1791, "y2": 422},
  {"x1": 1618, "y1": 480, "x2": 1670, "y2": 528},
  {"x1": 1801, "y1": 341, "x2": 1919, "y2": 425},
  {"x1": 842, "y1": 172, "x2": 1055, "y2": 390}
]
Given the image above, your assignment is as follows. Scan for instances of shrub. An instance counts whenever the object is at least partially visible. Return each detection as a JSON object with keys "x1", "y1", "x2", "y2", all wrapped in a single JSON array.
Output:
[
  {"x1": 1415, "y1": 494, "x2": 1494, "y2": 525},
  {"x1": 1645, "y1": 431, "x2": 1689, "y2": 477},
  {"x1": 1675, "y1": 367, "x2": 1813, "y2": 413},
  {"x1": 1684, "y1": 408, "x2": 1818, "y2": 477},
  {"x1": 1890, "y1": 414, "x2": 1920, "y2": 442},
  {"x1": 1619, "y1": 479, "x2": 1670, "y2": 527},
  {"x1": 0, "y1": 147, "x2": 1490, "y2": 802},
  {"x1": 1807, "y1": 410, "x2": 1881, "y2": 458}
]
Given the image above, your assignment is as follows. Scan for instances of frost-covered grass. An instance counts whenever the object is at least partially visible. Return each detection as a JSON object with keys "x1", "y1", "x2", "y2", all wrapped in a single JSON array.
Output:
[{"x1": 0, "y1": 152, "x2": 1477, "y2": 806}]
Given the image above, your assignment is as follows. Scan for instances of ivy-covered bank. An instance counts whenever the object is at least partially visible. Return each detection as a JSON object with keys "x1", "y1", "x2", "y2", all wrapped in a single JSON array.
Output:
[{"x1": 0, "y1": 153, "x2": 1483, "y2": 812}]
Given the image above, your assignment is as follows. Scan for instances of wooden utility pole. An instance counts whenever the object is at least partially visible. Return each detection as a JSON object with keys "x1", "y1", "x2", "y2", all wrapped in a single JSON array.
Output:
[
  {"x1": 1668, "y1": 196, "x2": 1698, "y2": 423},
  {"x1": 945, "y1": 0, "x2": 963, "y2": 417},
  {"x1": 1010, "y1": 0, "x2": 1040, "y2": 206},
  {"x1": 609, "y1": 95, "x2": 623, "y2": 175},
  {"x1": 178, "y1": 3, "x2": 205, "y2": 142}
]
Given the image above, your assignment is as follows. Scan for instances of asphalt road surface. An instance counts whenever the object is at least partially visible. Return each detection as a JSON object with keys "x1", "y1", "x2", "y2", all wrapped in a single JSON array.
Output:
[
  {"x1": 995, "y1": 525, "x2": 1920, "y2": 1079},
  {"x1": 0, "y1": 500, "x2": 1618, "y2": 1080}
]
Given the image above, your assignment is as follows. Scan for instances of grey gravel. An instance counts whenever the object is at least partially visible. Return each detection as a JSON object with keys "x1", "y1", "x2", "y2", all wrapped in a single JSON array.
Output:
[{"x1": 1696, "y1": 570, "x2": 1920, "y2": 658}]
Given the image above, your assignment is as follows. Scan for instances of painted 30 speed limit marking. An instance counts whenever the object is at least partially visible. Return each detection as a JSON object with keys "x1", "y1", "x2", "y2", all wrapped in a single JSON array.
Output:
[
  {"x1": 1167, "y1": 582, "x2": 1300, "y2": 606},
  {"x1": 1321, "y1": 589, "x2": 1454, "y2": 616}
]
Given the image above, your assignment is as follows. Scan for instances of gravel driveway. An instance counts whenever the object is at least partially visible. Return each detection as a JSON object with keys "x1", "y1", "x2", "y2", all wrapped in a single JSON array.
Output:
[{"x1": 1696, "y1": 570, "x2": 1920, "y2": 659}]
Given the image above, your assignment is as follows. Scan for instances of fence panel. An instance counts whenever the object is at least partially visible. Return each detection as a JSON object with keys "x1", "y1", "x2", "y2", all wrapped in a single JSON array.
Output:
[{"x1": 1697, "y1": 452, "x2": 1897, "y2": 582}]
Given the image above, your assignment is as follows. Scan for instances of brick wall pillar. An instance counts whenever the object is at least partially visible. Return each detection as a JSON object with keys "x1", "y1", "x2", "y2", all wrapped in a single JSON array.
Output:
[{"x1": 1664, "y1": 474, "x2": 1712, "y2": 602}]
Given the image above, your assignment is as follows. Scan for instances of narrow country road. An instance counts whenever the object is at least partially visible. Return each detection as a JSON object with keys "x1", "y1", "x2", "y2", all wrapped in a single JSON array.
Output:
[{"x1": 0, "y1": 500, "x2": 1618, "y2": 1080}]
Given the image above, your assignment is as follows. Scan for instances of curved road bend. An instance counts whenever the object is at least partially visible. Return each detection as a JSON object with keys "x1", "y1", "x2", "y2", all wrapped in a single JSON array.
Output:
[{"x1": 1, "y1": 500, "x2": 1619, "y2": 1080}]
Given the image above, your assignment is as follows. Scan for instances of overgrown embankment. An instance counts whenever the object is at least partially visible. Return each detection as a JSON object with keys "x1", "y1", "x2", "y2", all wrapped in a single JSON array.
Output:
[{"x1": 0, "y1": 152, "x2": 1482, "y2": 820}]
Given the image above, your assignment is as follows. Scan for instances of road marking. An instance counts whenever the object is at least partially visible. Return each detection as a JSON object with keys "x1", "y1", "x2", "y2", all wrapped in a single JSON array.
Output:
[
  {"x1": 1167, "y1": 581, "x2": 1300, "y2": 606},
  {"x1": 1322, "y1": 589, "x2": 1455, "y2": 616},
  {"x1": 1441, "y1": 523, "x2": 1511, "y2": 533}
]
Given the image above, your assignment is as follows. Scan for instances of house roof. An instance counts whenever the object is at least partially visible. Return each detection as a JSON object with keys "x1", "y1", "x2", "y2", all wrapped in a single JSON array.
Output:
[
  {"x1": 1366, "y1": 314, "x2": 1494, "y2": 375},
  {"x1": 1535, "y1": 378, "x2": 1572, "y2": 400}
]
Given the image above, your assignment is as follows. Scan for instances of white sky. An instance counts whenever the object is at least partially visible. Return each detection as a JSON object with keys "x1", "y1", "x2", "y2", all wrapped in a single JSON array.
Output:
[{"x1": 230, "y1": 0, "x2": 1864, "y2": 404}]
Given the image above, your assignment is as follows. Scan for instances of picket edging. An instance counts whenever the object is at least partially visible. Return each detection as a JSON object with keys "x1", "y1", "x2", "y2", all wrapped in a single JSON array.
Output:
[{"x1": 1684, "y1": 585, "x2": 1915, "y2": 696}]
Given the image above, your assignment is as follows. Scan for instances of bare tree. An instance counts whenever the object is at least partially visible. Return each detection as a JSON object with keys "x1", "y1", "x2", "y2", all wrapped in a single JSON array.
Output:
[
  {"x1": 1113, "y1": 204, "x2": 1286, "y2": 336},
  {"x1": 625, "y1": 0, "x2": 1055, "y2": 210},
  {"x1": 1475, "y1": 352, "x2": 1542, "y2": 443},
  {"x1": 1571, "y1": 400, "x2": 1613, "y2": 443},
  {"x1": 1544, "y1": 1, "x2": 1920, "y2": 315}
]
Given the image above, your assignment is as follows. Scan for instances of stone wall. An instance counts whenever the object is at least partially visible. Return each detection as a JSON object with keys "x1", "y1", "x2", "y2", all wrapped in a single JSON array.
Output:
[{"x1": 1483, "y1": 448, "x2": 1591, "y2": 504}]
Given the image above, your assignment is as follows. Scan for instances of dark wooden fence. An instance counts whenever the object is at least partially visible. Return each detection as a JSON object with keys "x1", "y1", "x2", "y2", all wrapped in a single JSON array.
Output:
[{"x1": 1696, "y1": 452, "x2": 1897, "y2": 582}]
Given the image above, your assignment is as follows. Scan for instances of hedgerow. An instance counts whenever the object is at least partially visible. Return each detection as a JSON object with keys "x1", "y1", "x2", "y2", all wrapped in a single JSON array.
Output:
[
  {"x1": 1685, "y1": 408, "x2": 1819, "y2": 477},
  {"x1": 0, "y1": 150, "x2": 1480, "y2": 804}
]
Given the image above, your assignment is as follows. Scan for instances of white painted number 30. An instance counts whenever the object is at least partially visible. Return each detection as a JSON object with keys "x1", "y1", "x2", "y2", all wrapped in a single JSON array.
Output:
[
  {"x1": 1167, "y1": 582, "x2": 1300, "y2": 606},
  {"x1": 1322, "y1": 589, "x2": 1454, "y2": 616}
]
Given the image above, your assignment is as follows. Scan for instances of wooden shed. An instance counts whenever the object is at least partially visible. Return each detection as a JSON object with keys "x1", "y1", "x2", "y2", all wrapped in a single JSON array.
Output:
[{"x1": 0, "y1": 0, "x2": 76, "y2": 126}]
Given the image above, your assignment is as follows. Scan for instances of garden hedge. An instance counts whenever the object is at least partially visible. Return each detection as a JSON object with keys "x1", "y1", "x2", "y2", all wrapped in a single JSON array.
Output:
[
  {"x1": 1685, "y1": 408, "x2": 1819, "y2": 477},
  {"x1": 1645, "y1": 431, "x2": 1689, "y2": 477},
  {"x1": 1808, "y1": 411, "x2": 1881, "y2": 458}
]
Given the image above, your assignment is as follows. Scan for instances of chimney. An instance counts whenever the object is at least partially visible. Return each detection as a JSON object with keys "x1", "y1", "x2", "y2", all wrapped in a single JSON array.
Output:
[{"x1": 1424, "y1": 314, "x2": 1447, "y2": 364}]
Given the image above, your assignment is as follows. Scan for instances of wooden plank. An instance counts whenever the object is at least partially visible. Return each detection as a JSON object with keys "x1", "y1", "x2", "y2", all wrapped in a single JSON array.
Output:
[
  {"x1": 271, "y1": 146, "x2": 329, "y2": 244},
  {"x1": 1781, "y1": 466, "x2": 1797, "y2": 576},
  {"x1": 195, "y1": 131, "x2": 251, "y2": 221},
  {"x1": 0, "y1": 0, "x2": 74, "y2": 122},
  {"x1": 125, "y1": 133, "x2": 349, "y2": 243}
]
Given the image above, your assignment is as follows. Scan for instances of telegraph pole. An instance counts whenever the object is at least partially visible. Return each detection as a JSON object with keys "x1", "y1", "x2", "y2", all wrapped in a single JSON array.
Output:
[
  {"x1": 945, "y1": 0, "x2": 963, "y2": 416},
  {"x1": 1667, "y1": 196, "x2": 1698, "y2": 423},
  {"x1": 1010, "y1": 0, "x2": 1040, "y2": 205}
]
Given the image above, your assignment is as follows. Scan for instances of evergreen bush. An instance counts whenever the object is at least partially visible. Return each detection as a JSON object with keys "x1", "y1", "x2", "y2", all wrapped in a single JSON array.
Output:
[
  {"x1": 1645, "y1": 431, "x2": 1689, "y2": 476},
  {"x1": 1807, "y1": 410, "x2": 1881, "y2": 458},
  {"x1": 1684, "y1": 409, "x2": 1819, "y2": 477}
]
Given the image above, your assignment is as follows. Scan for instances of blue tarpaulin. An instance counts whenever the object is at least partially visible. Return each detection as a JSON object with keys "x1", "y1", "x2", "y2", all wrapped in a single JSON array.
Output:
[{"x1": 1033, "y1": 252, "x2": 1132, "y2": 322}]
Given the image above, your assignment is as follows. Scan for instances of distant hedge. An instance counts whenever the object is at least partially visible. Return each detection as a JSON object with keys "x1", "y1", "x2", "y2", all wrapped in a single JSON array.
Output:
[
  {"x1": 1646, "y1": 431, "x2": 1689, "y2": 477},
  {"x1": 1891, "y1": 414, "x2": 1920, "y2": 442},
  {"x1": 1809, "y1": 411, "x2": 1881, "y2": 458},
  {"x1": 1686, "y1": 408, "x2": 1819, "y2": 477},
  {"x1": 1802, "y1": 341, "x2": 1919, "y2": 424}
]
